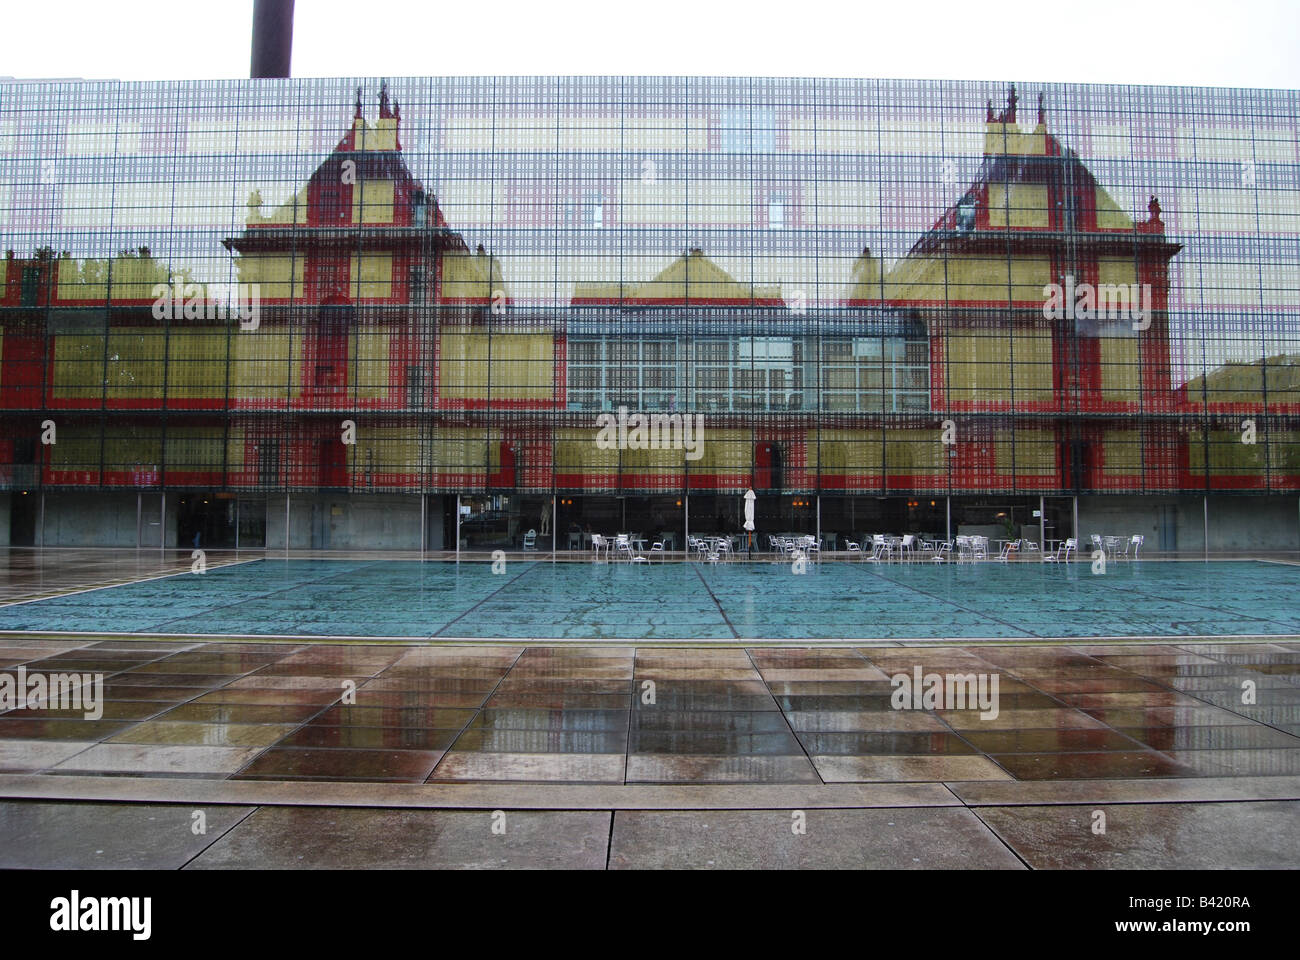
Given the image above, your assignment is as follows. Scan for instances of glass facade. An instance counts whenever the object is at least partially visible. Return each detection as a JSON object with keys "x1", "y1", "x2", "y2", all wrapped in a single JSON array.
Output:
[{"x1": 1, "y1": 76, "x2": 1298, "y2": 547}]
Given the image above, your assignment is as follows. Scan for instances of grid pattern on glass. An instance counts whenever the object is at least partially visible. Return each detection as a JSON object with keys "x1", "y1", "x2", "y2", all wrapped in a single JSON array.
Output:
[{"x1": 0, "y1": 76, "x2": 1297, "y2": 497}]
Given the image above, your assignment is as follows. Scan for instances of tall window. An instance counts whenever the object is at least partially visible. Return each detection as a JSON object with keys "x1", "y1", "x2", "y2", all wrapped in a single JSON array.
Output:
[{"x1": 768, "y1": 195, "x2": 787, "y2": 229}]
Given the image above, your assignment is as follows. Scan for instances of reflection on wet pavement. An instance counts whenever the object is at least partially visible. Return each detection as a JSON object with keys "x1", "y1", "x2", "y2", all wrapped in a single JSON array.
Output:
[{"x1": 0, "y1": 636, "x2": 1296, "y2": 784}]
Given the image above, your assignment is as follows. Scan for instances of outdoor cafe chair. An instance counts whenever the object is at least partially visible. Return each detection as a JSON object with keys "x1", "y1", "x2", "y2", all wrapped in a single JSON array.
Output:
[
  {"x1": 523, "y1": 529, "x2": 537, "y2": 551},
  {"x1": 1045, "y1": 537, "x2": 1076, "y2": 562},
  {"x1": 617, "y1": 538, "x2": 647, "y2": 563},
  {"x1": 871, "y1": 535, "x2": 891, "y2": 561},
  {"x1": 955, "y1": 536, "x2": 974, "y2": 564},
  {"x1": 1130, "y1": 534, "x2": 1144, "y2": 558},
  {"x1": 899, "y1": 534, "x2": 915, "y2": 562}
]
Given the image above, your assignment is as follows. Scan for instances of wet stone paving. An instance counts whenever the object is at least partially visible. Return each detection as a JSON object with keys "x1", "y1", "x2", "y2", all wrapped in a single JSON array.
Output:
[
  {"x1": 1, "y1": 636, "x2": 1299, "y2": 869},
  {"x1": 1, "y1": 637, "x2": 1298, "y2": 784}
]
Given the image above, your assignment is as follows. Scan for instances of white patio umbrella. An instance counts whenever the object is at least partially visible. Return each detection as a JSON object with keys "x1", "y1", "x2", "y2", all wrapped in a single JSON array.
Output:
[{"x1": 743, "y1": 488, "x2": 756, "y2": 555}]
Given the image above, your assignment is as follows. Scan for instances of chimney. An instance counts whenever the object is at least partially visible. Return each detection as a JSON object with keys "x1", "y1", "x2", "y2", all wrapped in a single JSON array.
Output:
[{"x1": 250, "y1": 0, "x2": 295, "y2": 79}]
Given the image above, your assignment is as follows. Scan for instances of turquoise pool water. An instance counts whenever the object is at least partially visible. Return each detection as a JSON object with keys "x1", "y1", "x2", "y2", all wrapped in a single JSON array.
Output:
[{"x1": 1, "y1": 558, "x2": 1298, "y2": 640}]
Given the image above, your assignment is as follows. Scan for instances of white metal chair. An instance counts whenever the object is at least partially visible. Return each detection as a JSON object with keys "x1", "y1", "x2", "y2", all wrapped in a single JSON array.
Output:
[
  {"x1": 955, "y1": 536, "x2": 973, "y2": 564},
  {"x1": 871, "y1": 535, "x2": 892, "y2": 562},
  {"x1": 523, "y1": 529, "x2": 537, "y2": 551},
  {"x1": 616, "y1": 536, "x2": 647, "y2": 563},
  {"x1": 649, "y1": 541, "x2": 665, "y2": 562},
  {"x1": 1130, "y1": 534, "x2": 1144, "y2": 558},
  {"x1": 1045, "y1": 537, "x2": 1076, "y2": 562},
  {"x1": 898, "y1": 534, "x2": 915, "y2": 562}
]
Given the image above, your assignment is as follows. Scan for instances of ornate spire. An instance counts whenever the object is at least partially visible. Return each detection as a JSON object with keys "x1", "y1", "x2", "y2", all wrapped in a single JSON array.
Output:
[
  {"x1": 1037, "y1": 91, "x2": 1045, "y2": 125},
  {"x1": 1138, "y1": 195, "x2": 1166, "y2": 235},
  {"x1": 354, "y1": 86, "x2": 363, "y2": 121},
  {"x1": 986, "y1": 100, "x2": 994, "y2": 122},
  {"x1": 1006, "y1": 84, "x2": 1018, "y2": 123},
  {"x1": 378, "y1": 80, "x2": 392, "y2": 119}
]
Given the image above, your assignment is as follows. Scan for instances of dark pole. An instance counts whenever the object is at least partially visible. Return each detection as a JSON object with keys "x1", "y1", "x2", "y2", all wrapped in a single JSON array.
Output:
[{"x1": 250, "y1": 0, "x2": 295, "y2": 79}]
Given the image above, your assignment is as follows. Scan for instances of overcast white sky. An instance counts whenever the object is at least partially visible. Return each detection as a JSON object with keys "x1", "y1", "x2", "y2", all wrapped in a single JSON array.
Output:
[{"x1": 2, "y1": 0, "x2": 1299, "y2": 87}]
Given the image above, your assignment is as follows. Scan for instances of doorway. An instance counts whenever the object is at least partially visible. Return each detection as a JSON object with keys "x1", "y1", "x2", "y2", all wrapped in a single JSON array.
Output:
[
  {"x1": 176, "y1": 495, "x2": 237, "y2": 548},
  {"x1": 9, "y1": 492, "x2": 37, "y2": 546}
]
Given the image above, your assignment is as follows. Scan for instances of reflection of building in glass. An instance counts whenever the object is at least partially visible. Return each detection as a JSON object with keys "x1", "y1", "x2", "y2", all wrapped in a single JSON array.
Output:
[{"x1": 1, "y1": 78, "x2": 1298, "y2": 551}]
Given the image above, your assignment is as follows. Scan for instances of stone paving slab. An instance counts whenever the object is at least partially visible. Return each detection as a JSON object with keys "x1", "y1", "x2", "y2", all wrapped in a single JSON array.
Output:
[
  {"x1": 973, "y1": 800, "x2": 1300, "y2": 869},
  {"x1": 185, "y1": 807, "x2": 612, "y2": 870},
  {"x1": 0, "y1": 801, "x2": 254, "y2": 869},
  {"x1": 608, "y1": 808, "x2": 1026, "y2": 869}
]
